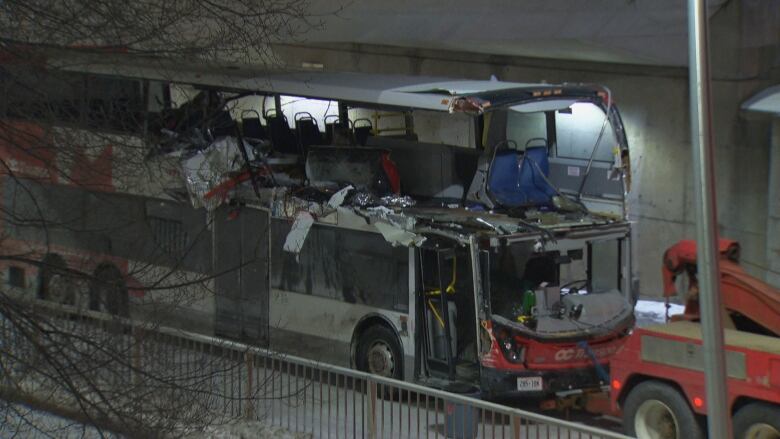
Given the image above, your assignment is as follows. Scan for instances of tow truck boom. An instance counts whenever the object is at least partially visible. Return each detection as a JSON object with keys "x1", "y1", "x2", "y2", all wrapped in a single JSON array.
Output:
[
  {"x1": 662, "y1": 239, "x2": 780, "y2": 336},
  {"x1": 607, "y1": 239, "x2": 780, "y2": 438}
]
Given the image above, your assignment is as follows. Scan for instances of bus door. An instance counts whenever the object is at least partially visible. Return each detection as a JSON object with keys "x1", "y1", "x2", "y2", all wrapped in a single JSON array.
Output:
[
  {"x1": 213, "y1": 206, "x2": 270, "y2": 344},
  {"x1": 418, "y1": 244, "x2": 479, "y2": 384}
]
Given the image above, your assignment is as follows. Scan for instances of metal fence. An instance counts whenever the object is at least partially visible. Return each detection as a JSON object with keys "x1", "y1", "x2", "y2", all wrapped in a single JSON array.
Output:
[{"x1": 0, "y1": 297, "x2": 631, "y2": 439}]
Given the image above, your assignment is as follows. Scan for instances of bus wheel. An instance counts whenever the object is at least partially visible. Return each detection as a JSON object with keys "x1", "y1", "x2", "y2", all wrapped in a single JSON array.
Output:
[
  {"x1": 38, "y1": 254, "x2": 74, "y2": 305},
  {"x1": 356, "y1": 325, "x2": 402, "y2": 380},
  {"x1": 733, "y1": 402, "x2": 780, "y2": 439},
  {"x1": 623, "y1": 381, "x2": 703, "y2": 439},
  {"x1": 89, "y1": 264, "x2": 128, "y2": 317}
]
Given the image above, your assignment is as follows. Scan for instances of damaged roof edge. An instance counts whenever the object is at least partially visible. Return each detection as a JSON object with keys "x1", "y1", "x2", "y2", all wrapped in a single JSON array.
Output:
[{"x1": 41, "y1": 48, "x2": 606, "y2": 113}]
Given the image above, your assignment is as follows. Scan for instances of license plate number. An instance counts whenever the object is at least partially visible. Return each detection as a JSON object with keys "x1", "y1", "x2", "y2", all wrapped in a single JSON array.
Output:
[{"x1": 517, "y1": 376, "x2": 543, "y2": 392}]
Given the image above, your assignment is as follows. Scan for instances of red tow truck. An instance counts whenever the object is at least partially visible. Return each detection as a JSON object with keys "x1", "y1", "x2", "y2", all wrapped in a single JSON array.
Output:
[{"x1": 606, "y1": 240, "x2": 780, "y2": 438}]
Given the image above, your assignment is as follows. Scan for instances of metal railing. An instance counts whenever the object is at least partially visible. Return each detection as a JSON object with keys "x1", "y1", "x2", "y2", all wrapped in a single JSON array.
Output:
[{"x1": 0, "y1": 297, "x2": 631, "y2": 438}]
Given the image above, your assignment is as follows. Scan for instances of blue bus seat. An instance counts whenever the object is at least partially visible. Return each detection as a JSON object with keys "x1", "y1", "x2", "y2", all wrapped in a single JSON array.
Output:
[{"x1": 488, "y1": 146, "x2": 556, "y2": 207}]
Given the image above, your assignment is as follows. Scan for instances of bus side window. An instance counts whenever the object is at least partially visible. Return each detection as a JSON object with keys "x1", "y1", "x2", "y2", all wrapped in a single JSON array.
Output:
[
  {"x1": 337, "y1": 230, "x2": 408, "y2": 311},
  {"x1": 1, "y1": 67, "x2": 147, "y2": 134},
  {"x1": 85, "y1": 75, "x2": 144, "y2": 131}
]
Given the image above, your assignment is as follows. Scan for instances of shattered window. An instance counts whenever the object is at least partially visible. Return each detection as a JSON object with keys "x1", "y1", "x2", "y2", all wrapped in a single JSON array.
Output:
[
  {"x1": 488, "y1": 239, "x2": 623, "y2": 322},
  {"x1": 488, "y1": 242, "x2": 558, "y2": 318}
]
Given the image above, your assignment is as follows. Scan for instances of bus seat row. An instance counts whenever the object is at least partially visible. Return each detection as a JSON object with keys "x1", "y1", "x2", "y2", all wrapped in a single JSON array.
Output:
[
  {"x1": 487, "y1": 144, "x2": 557, "y2": 207},
  {"x1": 239, "y1": 111, "x2": 376, "y2": 156}
]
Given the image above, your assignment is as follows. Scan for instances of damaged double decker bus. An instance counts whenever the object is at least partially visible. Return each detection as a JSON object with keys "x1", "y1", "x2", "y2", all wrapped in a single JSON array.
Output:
[{"x1": 0, "y1": 49, "x2": 633, "y2": 397}]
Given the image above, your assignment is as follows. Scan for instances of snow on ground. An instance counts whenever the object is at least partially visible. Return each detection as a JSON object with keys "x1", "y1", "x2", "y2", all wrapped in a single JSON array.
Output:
[
  {"x1": 634, "y1": 299, "x2": 685, "y2": 327},
  {"x1": 1, "y1": 403, "x2": 112, "y2": 438},
  {"x1": 0, "y1": 404, "x2": 305, "y2": 439},
  {"x1": 3, "y1": 299, "x2": 685, "y2": 439},
  {"x1": 186, "y1": 421, "x2": 311, "y2": 439}
]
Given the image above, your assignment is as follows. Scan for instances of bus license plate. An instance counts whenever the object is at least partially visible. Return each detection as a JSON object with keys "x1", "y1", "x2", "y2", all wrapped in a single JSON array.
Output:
[{"x1": 517, "y1": 377, "x2": 543, "y2": 392}]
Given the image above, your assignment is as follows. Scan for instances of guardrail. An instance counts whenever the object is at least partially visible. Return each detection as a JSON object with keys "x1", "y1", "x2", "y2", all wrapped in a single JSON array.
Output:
[{"x1": 0, "y1": 297, "x2": 631, "y2": 438}]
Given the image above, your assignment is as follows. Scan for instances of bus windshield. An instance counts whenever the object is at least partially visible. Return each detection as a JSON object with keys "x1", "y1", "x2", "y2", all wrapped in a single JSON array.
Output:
[{"x1": 488, "y1": 237, "x2": 631, "y2": 338}]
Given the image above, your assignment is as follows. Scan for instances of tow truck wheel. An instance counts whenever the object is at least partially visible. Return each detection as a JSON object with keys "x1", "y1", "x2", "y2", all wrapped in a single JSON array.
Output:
[
  {"x1": 356, "y1": 325, "x2": 402, "y2": 380},
  {"x1": 623, "y1": 381, "x2": 703, "y2": 439},
  {"x1": 733, "y1": 402, "x2": 780, "y2": 439}
]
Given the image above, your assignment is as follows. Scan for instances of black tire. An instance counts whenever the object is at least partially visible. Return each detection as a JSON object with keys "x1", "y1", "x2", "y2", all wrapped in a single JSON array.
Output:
[
  {"x1": 733, "y1": 402, "x2": 780, "y2": 439},
  {"x1": 89, "y1": 264, "x2": 129, "y2": 317},
  {"x1": 355, "y1": 325, "x2": 403, "y2": 381},
  {"x1": 623, "y1": 380, "x2": 703, "y2": 439}
]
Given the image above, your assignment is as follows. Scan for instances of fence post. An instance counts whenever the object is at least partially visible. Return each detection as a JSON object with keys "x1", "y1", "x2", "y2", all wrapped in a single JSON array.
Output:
[
  {"x1": 132, "y1": 325, "x2": 143, "y2": 388},
  {"x1": 368, "y1": 379, "x2": 378, "y2": 439},
  {"x1": 511, "y1": 414, "x2": 521, "y2": 439},
  {"x1": 245, "y1": 352, "x2": 254, "y2": 419}
]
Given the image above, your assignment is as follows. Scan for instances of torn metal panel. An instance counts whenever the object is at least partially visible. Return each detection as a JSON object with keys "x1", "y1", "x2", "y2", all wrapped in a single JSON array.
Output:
[
  {"x1": 365, "y1": 205, "x2": 395, "y2": 218},
  {"x1": 449, "y1": 96, "x2": 491, "y2": 114},
  {"x1": 283, "y1": 211, "x2": 314, "y2": 255},
  {"x1": 327, "y1": 184, "x2": 354, "y2": 209},
  {"x1": 374, "y1": 221, "x2": 426, "y2": 247},
  {"x1": 414, "y1": 226, "x2": 469, "y2": 244},
  {"x1": 475, "y1": 217, "x2": 504, "y2": 234},
  {"x1": 270, "y1": 190, "x2": 328, "y2": 220},
  {"x1": 351, "y1": 191, "x2": 379, "y2": 207},
  {"x1": 365, "y1": 206, "x2": 417, "y2": 230},
  {"x1": 180, "y1": 136, "x2": 255, "y2": 210},
  {"x1": 380, "y1": 195, "x2": 415, "y2": 208}
]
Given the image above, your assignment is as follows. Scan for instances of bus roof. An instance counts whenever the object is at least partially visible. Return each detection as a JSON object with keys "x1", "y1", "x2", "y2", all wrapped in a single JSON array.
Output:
[{"x1": 40, "y1": 49, "x2": 604, "y2": 112}]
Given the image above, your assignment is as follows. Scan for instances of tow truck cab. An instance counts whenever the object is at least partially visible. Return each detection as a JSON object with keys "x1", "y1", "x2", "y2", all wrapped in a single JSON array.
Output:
[{"x1": 609, "y1": 241, "x2": 780, "y2": 437}]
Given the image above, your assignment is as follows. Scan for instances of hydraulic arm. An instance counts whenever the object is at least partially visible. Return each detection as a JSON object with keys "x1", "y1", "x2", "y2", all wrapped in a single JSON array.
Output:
[{"x1": 662, "y1": 239, "x2": 780, "y2": 336}]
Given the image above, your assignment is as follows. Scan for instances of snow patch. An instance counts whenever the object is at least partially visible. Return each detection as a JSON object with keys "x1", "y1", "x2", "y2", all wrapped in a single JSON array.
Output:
[
  {"x1": 187, "y1": 421, "x2": 311, "y2": 439},
  {"x1": 634, "y1": 299, "x2": 685, "y2": 327}
]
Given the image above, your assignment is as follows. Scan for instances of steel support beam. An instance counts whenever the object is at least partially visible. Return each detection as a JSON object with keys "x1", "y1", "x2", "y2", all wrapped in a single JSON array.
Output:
[{"x1": 687, "y1": 0, "x2": 731, "y2": 437}]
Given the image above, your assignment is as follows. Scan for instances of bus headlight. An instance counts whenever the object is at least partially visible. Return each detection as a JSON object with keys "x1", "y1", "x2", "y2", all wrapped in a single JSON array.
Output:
[{"x1": 499, "y1": 336, "x2": 526, "y2": 364}]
